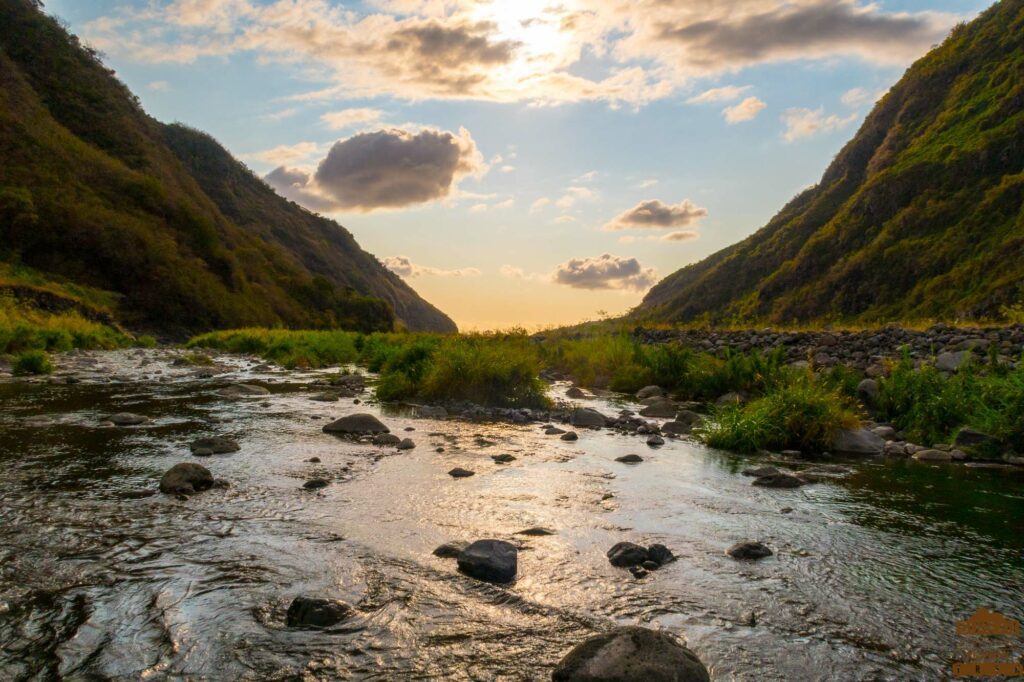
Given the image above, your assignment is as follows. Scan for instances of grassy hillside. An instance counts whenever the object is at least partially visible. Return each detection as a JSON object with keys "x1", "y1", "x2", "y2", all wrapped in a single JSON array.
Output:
[
  {"x1": 0, "y1": 0, "x2": 454, "y2": 335},
  {"x1": 639, "y1": 0, "x2": 1024, "y2": 326}
]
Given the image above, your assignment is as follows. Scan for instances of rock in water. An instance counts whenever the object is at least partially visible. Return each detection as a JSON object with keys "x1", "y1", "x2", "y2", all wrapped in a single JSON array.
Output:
[
  {"x1": 646, "y1": 435, "x2": 665, "y2": 446},
  {"x1": 216, "y1": 383, "x2": 270, "y2": 398},
  {"x1": 552, "y1": 626, "x2": 710, "y2": 682},
  {"x1": 159, "y1": 463, "x2": 214, "y2": 495},
  {"x1": 309, "y1": 392, "x2": 340, "y2": 402},
  {"x1": 492, "y1": 454, "x2": 516, "y2": 463},
  {"x1": 647, "y1": 544, "x2": 675, "y2": 566},
  {"x1": 615, "y1": 454, "x2": 644, "y2": 464},
  {"x1": 285, "y1": 597, "x2": 352, "y2": 628},
  {"x1": 545, "y1": 426, "x2": 567, "y2": 435},
  {"x1": 322, "y1": 413, "x2": 389, "y2": 435},
  {"x1": 396, "y1": 438, "x2": 416, "y2": 450},
  {"x1": 414, "y1": 405, "x2": 448, "y2": 420},
  {"x1": 570, "y1": 408, "x2": 607, "y2": 428},
  {"x1": 636, "y1": 385, "x2": 665, "y2": 400},
  {"x1": 560, "y1": 431, "x2": 579, "y2": 441},
  {"x1": 831, "y1": 428, "x2": 885, "y2": 456},
  {"x1": 303, "y1": 478, "x2": 330, "y2": 489},
  {"x1": 372, "y1": 433, "x2": 401, "y2": 446},
  {"x1": 448, "y1": 467, "x2": 475, "y2": 478},
  {"x1": 742, "y1": 465, "x2": 781, "y2": 477},
  {"x1": 639, "y1": 401, "x2": 676, "y2": 418},
  {"x1": 106, "y1": 412, "x2": 149, "y2": 426},
  {"x1": 566, "y1": 386, "x2": 586, "y2": 399},
  {"x1": 727, "y1": 541, "x2": 773, "y2": 560},
  {"x1": 516, "y1": 527, "x2": 556, "y2": 536},
  {"x1": 606, "y1": 541, "x2": 649, "y2": 567},
  {"x1": 752, "y1": 473, "x2": 806, "y2": 488},
  {"x1": 457, "y1": 539, "x2": 518, "y2": 583},
  {"x1": 189, "y1": 436, "x2": 240, "y2": 454}
]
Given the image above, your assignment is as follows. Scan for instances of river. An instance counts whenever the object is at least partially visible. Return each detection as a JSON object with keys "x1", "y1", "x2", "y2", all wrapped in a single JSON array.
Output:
[{"x1": 1, "y1": 349, "x2": 1021, "y2": 680}]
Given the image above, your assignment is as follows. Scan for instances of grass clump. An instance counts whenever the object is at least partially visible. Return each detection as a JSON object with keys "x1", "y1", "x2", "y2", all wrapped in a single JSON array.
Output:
[
  {"x1": 187, "y1": 328, "x2": 361, "y2": 369},
  {"x1": 0, "y1": 294, "x2": 134, "y2": 355},
  {"x1": 13, "y1": 349, "x2": 53, "y2": 375},
  {"x1": 699, "y1": 376, "x2": 859, "y2": 453}
]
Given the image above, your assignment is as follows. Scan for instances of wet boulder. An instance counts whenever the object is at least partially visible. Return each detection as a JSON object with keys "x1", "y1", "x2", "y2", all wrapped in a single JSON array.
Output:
[
  {"x1": 216, "y1": 383, "x2": 270, "y2": 398},
  {"x1": 492, "y1": 454, "x2": 516, "y2": 463},
  {"x1": 647, "y1": 544, "x2": 675, "y2": 566},
  {"x1": 639, "y1": 401, "x2": 676, "y2": 418},
  {"x1": 742, "y1": 465, "x2": 782, "y2": 477},
  {"x1": 560, "y1": 431, "x2": 579, "y2": 441},
  {"x1": 303, "y1": 478, "x2": 330, "y2": 490},
  {"x1": 285, "y1": 597, "x2": 353, "y2": 628},
  {"x1": 752, "y1": 473, "x2": 806, "y2": 488},
  {"x1": 457, "y1": 539, "x2": 518, "y2": 583},
  {"x1": 372, "y1": 433, "x2": 401, "y2": 446},
  {"x1": 954, "y1": 427, "x2": 998, "y2": 448},
  {"x1": 189, "y1": 436, "x2": 240, "y2": 454},
  {"x1": 159, "y1": 463, "x2": 214, "y2": 495},
  {"x1": 323, "y1": 413, "x2": 389, "y2": 435},
  {"x1": 615, "y1": 454, "x2": 644, "y2": 464},
  {"x1": 727, "y1": 541, "x2": 773, "y2": 560},
  {"x1": 566, "y1": 386, "x2": 587, "y2": 399},
  {"x1": 309, "y1": 392, "x2": 340, "y2": 402},
  {"x1": 570, "y1": 408, "x2": 608, "y2": 428},
  {"x1": 831, "y1": 428, "x2": 885, "y2": 456},
  {"x1": 106, "y1": 412, "x2": 149, "y2": 426},
  {"x1": 516, "y1": 527, "x2": 556, "y2": 536},
  {"x1": 607, "y1": 542, "x2": 649, "y2": 567},
  {"x1": 546, "y1": 426, "x2": 567, "y2": 435},
  {"x1": 646, "y1": 435, "x2": 665, "y2": 446},
  {"x1": 552, "y1": 626, "x2": 710, "y2": 682},
  {"x1": 448, "y1": 467, "x2": 475, "y2": 478},
  {"x1": 396, "y1": 438, "x2": 416, "y2": 450}
]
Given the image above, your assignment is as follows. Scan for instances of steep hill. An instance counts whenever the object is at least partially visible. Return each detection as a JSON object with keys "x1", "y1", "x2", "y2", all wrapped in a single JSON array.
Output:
[
  {"x1": 638, "y1": 0, "x2": 1024, "y2": 326},
  {"x1": 0, "y1": 0, "x2": 456, "y2": 334}
]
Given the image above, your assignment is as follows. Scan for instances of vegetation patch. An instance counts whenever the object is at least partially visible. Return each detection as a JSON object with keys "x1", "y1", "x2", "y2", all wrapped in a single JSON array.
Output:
[{"x1": 13, "y1": 349, "x2": 53, "y2": 375}]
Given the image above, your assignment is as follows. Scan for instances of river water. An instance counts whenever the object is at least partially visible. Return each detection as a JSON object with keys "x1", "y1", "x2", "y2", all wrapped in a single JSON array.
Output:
[{"x1": 0, "y1": 349, "x2": 1021, "y2": 680}]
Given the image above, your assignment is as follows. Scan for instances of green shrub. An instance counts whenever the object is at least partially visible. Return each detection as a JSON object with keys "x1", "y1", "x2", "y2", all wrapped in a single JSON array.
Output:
[
  {"x1": 699, "y1": 377, "x2": 858, "y2": 452},
  {"x1": 417, "y1": 335, "x2": 548, "y2": 408},
  {"x1": 13, "y1": 349, "x2": 53, "y2": 375}
]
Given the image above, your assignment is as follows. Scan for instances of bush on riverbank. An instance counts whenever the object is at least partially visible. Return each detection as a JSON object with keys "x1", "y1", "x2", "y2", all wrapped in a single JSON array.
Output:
[
  {"x1": 698, "y1": 376, "x2": 859, "y2": 452},
  {"x1": 186, "y1": 328, "x2": 362, "y2": 368},
  {"x1": 0, "y1": 294, "x2": 134, "y2": 356},
  {"x1": 13, "y1": 349, "x2": 53, "y2": 375}
]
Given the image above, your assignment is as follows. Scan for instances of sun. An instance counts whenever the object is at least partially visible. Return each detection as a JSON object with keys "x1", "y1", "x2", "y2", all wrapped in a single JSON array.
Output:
[{"x1": 474, "y1": 0, "x2": 575, "y2": 72}]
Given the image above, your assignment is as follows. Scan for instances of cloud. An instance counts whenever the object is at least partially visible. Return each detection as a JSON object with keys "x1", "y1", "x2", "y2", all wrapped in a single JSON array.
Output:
[
  {"x1": 723, "y1": 96, "x2": 766, "y2": 123},
  {"x1": 841, "y1": 86, "x2": 883, "y2": 108},
  {"x1": 321, "y1": 107, "x2": 386, "y2": 130},
  {"x1": 148, "y1": 80, "x2": 171, "y2": 91},
  {"x1": 781, "y1": 107, "x2": 858, "y2": 142},
  {"x1": 552, "y1": 215, "x2": 576, "y2": 224},
  {"x1": 499, "y1": 264, "x2": 546, "y2": 282},
  {"x1": 604, "y1": 199, "x2": 707, "y2": 231},
  {"x1": 555, "y1": 186, "x2": 594, "y2": 209},
  {"x1": 574, "y1": 170, "x2": 599, "y2": 183},
  {"x1": 552, "y1": 254, "x2": 658, "y2": 292},
  {"x1": 499, "y1": 165, "x2": 516, "y2": 173},
  {"x1": 383, "y1": 255, "x2": 481, "y2": 278},
  {"x1": 243, "y1": 141, "x2": 320, "y2": 165},
  {"x1": 85, "y1": 0, "x2": 958, "y2": 108},
  {"x1": 687, "y1": 85, "x2": 750, "y2": 104},
  {"x1": 264, "y1": 126, "x2": 485, "y2": 212},
  {"x1": 530, "y1": 197, "x2": 551, "y2": 213},
  {"x1": 663, "y1": 230, "x2": 699, "y2": 241},
  {"x1": 637, "y1": 179, "x2": 658, "y2": 189}
]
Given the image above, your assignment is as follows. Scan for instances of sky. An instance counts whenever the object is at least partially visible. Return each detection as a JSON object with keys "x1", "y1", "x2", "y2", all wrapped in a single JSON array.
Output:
[{"x1": 46, "y1": 0, "x2": 990, "y2": 330}]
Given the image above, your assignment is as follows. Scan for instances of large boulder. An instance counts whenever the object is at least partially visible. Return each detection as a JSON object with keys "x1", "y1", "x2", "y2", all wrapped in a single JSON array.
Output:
[
  {"x1": 216, "y1": 383, "x2": 270, "y2": 398},
  {"x1": 636, "y1": 385, "x2": 665, "y2": 400},
  {"x1": 936, "y1": 351, "x2": 971, "y2": 373},
  {"x1": 551, "y1": 626, "x2": 710, "y2": 682},
  {"x1": 457, "y1": 539, "x2": 518, "y2": 583},
  {"x1": 159, "y1": 463, "x2": 214, "y2": 495},
  {"x1": 285, "y1": 597, "x2": 352, "y2": 628},
  {"x1": 856, "y1": 379, "x2": 878, "y2": 403},
  {"x1": 639, "y1": 401, "x2": 676, "y2": 418},
  {"x1": 954, "y1": 427, "x2": 998, "y2": 448},
  {"x1": 322, "y1": 413, "x2": 389, "y2": 435},
  {"x1": 571, "y1": 408, "x2": 608, "y2": 428},
  {"x1": 831, "y1": 428, "x2": 885, "y2": 456},
  {"x1": 566, "y1": 386, "x2": 587, "y2": 399},
  {"x1": 727, "y1": 541, "x2": 773, "y2": 560}
]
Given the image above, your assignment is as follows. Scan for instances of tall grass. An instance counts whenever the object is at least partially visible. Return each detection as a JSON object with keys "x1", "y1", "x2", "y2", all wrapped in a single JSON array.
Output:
[
  {"x1": 0, "y1": 294, "x2": 133, "y2": 355},
  {"x1": 699, "y1": 377, "x2": 860, "y2": 452},
  {"x1": 186, "y1": 328, "x2": 361, "y2": 368}
]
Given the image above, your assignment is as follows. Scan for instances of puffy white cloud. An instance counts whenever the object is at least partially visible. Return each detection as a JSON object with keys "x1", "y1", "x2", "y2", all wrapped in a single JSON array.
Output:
[
  {"x1": 687, "y1": 85, "x2": 750, "y2": 104},
  {"x1": 320, "y1": 107, "x2": 386, "y2": 130},
  {"x1": 264, "y1": 126, "x2": 485, "y2": 212},
  {"x1": 604, "y1": 199, "x2": 707, "y2": 231},
  {"x1": 552, "y1": 253, "x2": 657, "y2": 291},
  {"x1": 781, "y1": 107, "x2": 858, "y2": 142},
  {"x1": 529, "y1": 197, "x2": 551, "y2": 213},
  {"x1": 723, "y1": 96, "x2": 766, "y2": 123},
  {"x1": 383, "y1": 255, "x2": 481, "y2": 278}
]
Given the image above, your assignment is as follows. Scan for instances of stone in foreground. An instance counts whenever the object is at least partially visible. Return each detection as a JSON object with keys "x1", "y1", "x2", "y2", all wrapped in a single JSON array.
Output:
[
  {"x1": 606, "y1": 541, "x2": 649, "y2": 567},
  {"x1": 285, "y1": 596, "x2": 352, "y2": 628},
  {"x1": 448, "y1": 467, "x2": 475, "y2": 478},
  {"x1": 322, "y1": 413, "x2": 389, "y2": 435},
  {"x1": 457, "y1": 539, "x2": 518, "y2": 583},
  {"x1": 189, "y1": 436, "x2": 240, "y2": 454},
  {"x1": 727, "y1": 541, "x2": 773, "y2": 560},
  {"x1": 615, "y1": 454, "x2": 644, "y2": 464},
  {"x1": 159, "y1": 463, "x2": 214, "y2": 495},
  {"x1": 570, "y1": 408, "x2": 607, "y2": 428},
  {"x1": 552, "y1": 626, "x2": 710, "y2": 682}
]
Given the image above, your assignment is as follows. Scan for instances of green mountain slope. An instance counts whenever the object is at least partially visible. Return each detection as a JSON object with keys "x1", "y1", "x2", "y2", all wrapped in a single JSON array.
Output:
[
  {"x1": 0, "y1": 0, "x2": 456, "y2": 334},
  {"x1": 638, "y1": 0, "x2": 1024, "y2": 326}
]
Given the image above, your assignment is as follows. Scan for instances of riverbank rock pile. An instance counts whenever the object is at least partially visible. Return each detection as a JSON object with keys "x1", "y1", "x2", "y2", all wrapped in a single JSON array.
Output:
[{"x1": 632, "y1": 324, "x2": 1024, "y2": 372}]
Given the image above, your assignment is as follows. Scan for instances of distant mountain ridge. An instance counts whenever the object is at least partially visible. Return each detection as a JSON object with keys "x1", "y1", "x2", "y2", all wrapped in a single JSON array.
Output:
[
  {"x1": 0, "y1": 0, "x2": 456, "y2": 334},
  {"x1": 638, "y1": 0, "x2": 1024, "y2": 326}
]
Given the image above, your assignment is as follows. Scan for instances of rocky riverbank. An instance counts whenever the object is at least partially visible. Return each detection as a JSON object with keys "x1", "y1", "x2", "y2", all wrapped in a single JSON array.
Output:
[{"x1": 631, "y1": 324, "x2": 1024, "y2": 372}]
